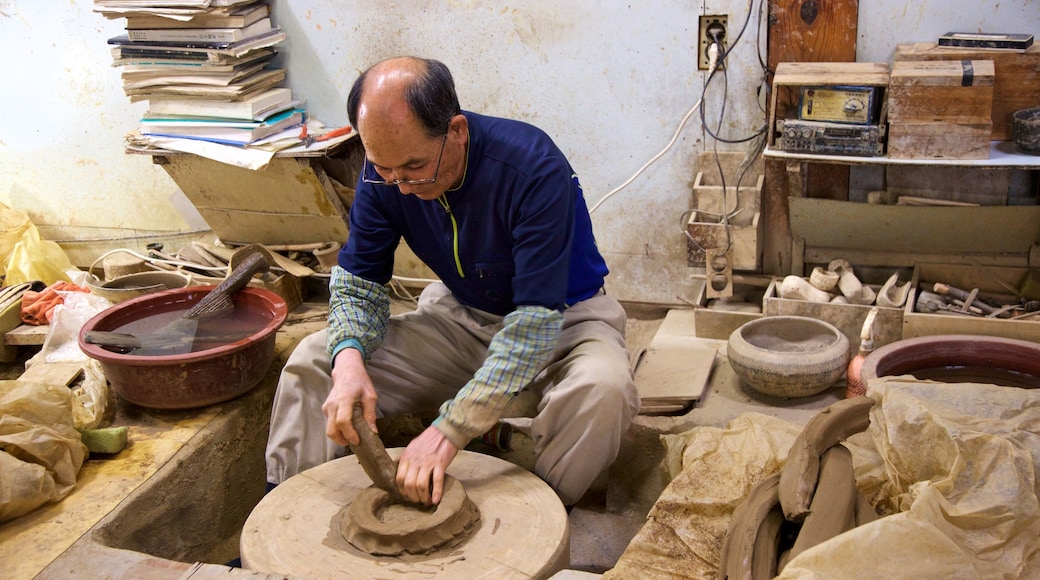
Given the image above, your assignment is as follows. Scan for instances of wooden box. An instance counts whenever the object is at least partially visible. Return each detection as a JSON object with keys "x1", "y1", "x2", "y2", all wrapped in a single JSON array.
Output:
[
  {"x1": 888, "y1": 60, "x2": 994, "y2": 123},
  {"x1": 686, "y1": 172, "x2": 764, "y2": 271},
  {"x1": 692, "y1": 275, "x2": 768, "y2": 340},
  {"x1": 147, "y1": 149, "x2": 351, "y2": 246},
  {"x1": 887, "y1": 120, "x2": 992, "y2": 160},
  {"x1": 894, "y1": 43, "x2": 1040, "y2": 140},
  {"x1": 903, "y1": 263, "x2": 1040, "y2": 343},
  {"x1": 763, "y1": 277, "x2": 905, "y2": 356},
  {"x1": 768, "y1": 62, "x2": 890, "y2": 148}
]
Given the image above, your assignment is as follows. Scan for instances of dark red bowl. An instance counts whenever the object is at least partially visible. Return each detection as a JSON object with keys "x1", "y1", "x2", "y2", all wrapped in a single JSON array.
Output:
[{"x1": 78, "y1": 286, "x2": 288, "y2": 410}]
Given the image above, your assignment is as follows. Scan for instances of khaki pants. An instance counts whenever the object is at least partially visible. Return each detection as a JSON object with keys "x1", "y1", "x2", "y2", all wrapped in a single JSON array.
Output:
[{"x1": 265, "y1": 282, "x2": 639, "y2": 505}]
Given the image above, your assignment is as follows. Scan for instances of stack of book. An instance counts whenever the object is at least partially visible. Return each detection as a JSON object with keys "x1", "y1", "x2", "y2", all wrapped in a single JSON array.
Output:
[
  {"x1": 140, "y1": 88, "x2": 303, "y2": 145},
  {"x1": 95, "y1": 0, "x2": 303, "y2": 147}
]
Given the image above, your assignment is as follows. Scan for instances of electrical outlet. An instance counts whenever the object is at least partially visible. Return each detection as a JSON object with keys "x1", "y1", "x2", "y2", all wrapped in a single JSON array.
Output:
[{"x1": 698, "y1": 14, "x2": 728, "y2": 71}]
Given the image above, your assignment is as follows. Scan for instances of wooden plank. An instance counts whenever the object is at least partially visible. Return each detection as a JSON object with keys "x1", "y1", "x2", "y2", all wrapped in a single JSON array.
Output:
[
  {"x1": 157, "y1": 154, "x2": 349, "y2": 245},
  {"x1": 188, "y1": 209, "x2": 349, "y2": 246},
  {"x1": 633, "y1": 309, "x2": 719, "y2": 408},
  {"x1": 764, "y1": 0, "x2": 859, "y2": 275},
  {"x1": 789, "y1": 198, "x2": 1040, "y2": 254},
  {"x1": 889, "y1": 60, "x2": 994, "y2": 87},
  {"x1": 886, "y1": 166, "x2": 1010, "y2": 206},
  {"x1": 18, "y1": 361, "x2": 85, "y2": 386},
  {"x1": 5, "y1": 323, "x2": 47, "y2": 346},
  {"x1": 802, "y1": 247, "x2": 1030, "y2": 270},
  {"x1": 888, "y1": 121, "x2": 991, "y2": 160},
  {"x1": 770, "y1": 61, "x2": 889, "y2": 86}
]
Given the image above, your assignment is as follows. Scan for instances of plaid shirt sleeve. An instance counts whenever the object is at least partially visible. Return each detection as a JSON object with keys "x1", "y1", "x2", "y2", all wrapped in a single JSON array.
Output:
[
  {"x1": 433, "y1": 305, "x2": 563, "y2": 448},
  {"x1": 326, "y1": 266, "x2": 391, "y2": 361}
]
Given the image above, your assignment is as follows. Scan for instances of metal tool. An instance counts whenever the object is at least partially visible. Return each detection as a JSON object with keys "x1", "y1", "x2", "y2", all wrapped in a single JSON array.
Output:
[{"x1": 300, "y1": 124, "x2": 353, "y2": 147}]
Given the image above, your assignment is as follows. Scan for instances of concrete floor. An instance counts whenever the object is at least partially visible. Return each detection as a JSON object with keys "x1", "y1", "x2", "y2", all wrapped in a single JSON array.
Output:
[{"x1": 1, "y1": 296, "x2": 842, "y2": 579}]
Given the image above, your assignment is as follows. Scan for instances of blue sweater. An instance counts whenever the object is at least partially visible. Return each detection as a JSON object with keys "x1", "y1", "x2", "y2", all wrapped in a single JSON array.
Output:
[{"x1": 340, "y1": 111, "x2": 608, "y2": 315}]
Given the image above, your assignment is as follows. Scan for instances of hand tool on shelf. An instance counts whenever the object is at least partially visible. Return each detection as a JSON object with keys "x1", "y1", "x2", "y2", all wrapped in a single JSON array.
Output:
[{"x1": 300, "y1": 124, "x2": 353, "y2": 147}]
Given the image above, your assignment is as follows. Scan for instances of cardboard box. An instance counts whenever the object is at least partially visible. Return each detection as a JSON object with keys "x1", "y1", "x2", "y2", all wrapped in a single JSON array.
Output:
[
  {"x1": 903, "y1": 263, "x2": 1040, "y2": 343},
  {"x1": 895, "y1": 43, "x2": 1040, "y2": 140},
  {"x1": 888, "y1": 60, "x2": 994, "y2": 123},
  {"x1": 763, "y1": 278, "x2": 905, "y2": 355}
]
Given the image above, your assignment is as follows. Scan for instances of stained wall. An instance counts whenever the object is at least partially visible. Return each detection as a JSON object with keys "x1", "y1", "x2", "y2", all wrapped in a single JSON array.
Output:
[{"x1": 0, "y1": 1, "x2": 1035, "y2": 303}]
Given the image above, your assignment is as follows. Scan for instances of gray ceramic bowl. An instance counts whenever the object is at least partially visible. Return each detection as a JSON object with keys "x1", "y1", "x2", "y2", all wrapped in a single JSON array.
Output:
[{"x1": 727, "y1": 316, "x2": 850, "y2": 398}]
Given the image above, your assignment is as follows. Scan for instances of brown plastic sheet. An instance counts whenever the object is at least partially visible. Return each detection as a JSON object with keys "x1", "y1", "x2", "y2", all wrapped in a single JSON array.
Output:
[
  {"x1": 606, "y1": 377, "x2": 1040, "y2": 579},
  {"x1": 0, "y1": 380, "x2": 87, "y2": 523}
]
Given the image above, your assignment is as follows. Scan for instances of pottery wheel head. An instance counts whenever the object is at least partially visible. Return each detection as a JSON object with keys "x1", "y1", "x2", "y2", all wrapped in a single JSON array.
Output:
[{"x1": 340, "y1": 475, "x2": 481, "y2": 556}]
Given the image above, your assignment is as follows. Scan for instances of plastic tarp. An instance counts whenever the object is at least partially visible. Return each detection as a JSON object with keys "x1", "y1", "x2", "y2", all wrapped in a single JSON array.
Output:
[
  {"x1": 0, "y1": 380, "x2": 87, "y2": 523},
  {"x1": 606, "y1": 377, "x2": 1040, "y2": 579}
]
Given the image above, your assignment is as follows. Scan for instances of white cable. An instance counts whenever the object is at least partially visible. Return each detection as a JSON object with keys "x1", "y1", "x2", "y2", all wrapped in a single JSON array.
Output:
[
  {"x1": 588, "y1": 96, "x2": 705, "y2": 214},
  {"x1": 707, "y1": 42, "x2": 721, "y2": 74},
  {"x1": 589, "y1": 46, "x2": 728, "y2": 215},
  {"x1": 87, "y1": 247, "x2": 229, "y2": 276}
]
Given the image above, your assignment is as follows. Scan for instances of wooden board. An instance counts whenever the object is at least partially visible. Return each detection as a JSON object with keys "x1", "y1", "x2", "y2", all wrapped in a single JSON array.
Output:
[
  {"x1": 241, "y1": 449, "x2": 569, "y2": 579},
  {"x1": 763, "y1": 0, "x2": 860, "y2": 274},
  {"x1": 789, "y1": 198, "x2": 1040, "y2": 256},
  {"x1": 888, "y1": 121, "x2": 992, "y2": 160},
  {"x1": 0, "y1": 298, "x2": 24, "y2": 361},
  {"x1": 18, "y1": 361, "x2": 85, "y2": 386},
  {"x1": 886, "y1": 165, "x2": 1010, "y2": 206},
  {"x1": 155, "y1": 153, "x2": 350, "y2": 246},
  {"x1": 632, "y1": 309, "x2": 719, "y2": 412},
  {"x1": 4, "y1": 323, "x2": 47, "y2": 346}
]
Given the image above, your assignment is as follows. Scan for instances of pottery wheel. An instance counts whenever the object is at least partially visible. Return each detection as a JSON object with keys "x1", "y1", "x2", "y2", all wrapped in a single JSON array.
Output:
[{"x1": 240, "y1": 449, "x2": 570, "y2": 579}]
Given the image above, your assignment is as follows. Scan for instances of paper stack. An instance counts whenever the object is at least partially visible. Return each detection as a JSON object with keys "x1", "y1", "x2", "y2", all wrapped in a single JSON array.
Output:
[{"x1": 95, "y1": 0, "x2": 305, "y2": 147}]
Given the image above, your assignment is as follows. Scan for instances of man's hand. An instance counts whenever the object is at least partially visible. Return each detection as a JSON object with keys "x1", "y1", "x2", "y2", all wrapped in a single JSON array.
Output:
[
  {"x1": 397, "y1": 425, "x2": 459, "y2": 505},
  {"x1": 322, "y1": 348, "x2": 378, "y2": 446}
]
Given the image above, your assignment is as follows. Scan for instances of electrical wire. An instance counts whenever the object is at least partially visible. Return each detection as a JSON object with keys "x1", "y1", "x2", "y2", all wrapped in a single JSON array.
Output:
[
  {"x1": 688, "y1": 0, "x2": 771, "y2": 258},
  {"x1": 87, "y1": 247, "x2": 229, "y2": 278},
  {"x1": 588, "y1": 93, "x2": 707, "y2": 214}
]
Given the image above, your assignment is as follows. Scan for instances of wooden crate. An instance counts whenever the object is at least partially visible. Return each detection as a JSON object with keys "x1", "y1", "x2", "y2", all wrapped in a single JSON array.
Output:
[
  {"x1": 903, "y1": 262, "x2": 1040, "y2": 343},
  {"x1": 686, "y1": 172, "x2": 763, "y2": 271},
  {"x1": 894, "y1": 43, "x2": 1040, "y2": 140},
  {"x1": 887, "y1": 120, "x2": 992, "y2": 160},
  {"x1": 768, "y1": 62, "x2": 890, "y2": 148},
  {"x1": 692, "y1": 274, "x2": 768, "y2": 340},
  {"x1": 888, "y1": 60, "x2": 994, "y2": 123},
  {"x1": 148, "y1": 149, "x2": 351, "y2": 246},
  {"x1": 763, "y1": 277, "x2": 905, "y2": 356}
]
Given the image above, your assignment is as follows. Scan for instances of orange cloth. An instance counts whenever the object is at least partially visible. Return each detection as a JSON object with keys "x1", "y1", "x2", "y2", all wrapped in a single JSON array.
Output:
[{"x1": 20, "y1": 281, "x2": 89, "y2": 326}]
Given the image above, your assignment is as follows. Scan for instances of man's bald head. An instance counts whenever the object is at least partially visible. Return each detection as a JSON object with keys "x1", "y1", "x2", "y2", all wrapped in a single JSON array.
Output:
[{"x1": 347, "y1": 57, "x2": 460, "y2": 139}]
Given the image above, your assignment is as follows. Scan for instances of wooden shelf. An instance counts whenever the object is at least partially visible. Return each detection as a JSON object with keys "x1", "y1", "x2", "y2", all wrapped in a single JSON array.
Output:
[
  {"x1": 768, "y1": 62, "x2": 891, "y2": 149},
  {"x1": 764, "y1": 141, "x2": 1040, "y2": 170}
]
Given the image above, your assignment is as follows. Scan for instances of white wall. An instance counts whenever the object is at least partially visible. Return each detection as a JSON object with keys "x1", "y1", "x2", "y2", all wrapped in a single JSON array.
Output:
[{"x1": 0, "y1": 1, "x2": 1036, "y2": 304}]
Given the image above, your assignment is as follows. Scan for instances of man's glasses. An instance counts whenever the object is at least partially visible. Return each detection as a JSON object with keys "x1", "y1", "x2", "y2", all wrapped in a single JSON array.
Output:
[{"x1": 362, "y1": 134, "x2": 447, "y2": 186}]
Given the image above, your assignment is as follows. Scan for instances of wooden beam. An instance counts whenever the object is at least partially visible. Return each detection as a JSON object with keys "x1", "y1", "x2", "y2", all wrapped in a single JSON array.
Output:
[{"x1": 764, "y1": 0, "x2": 859, "y2": 275}]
